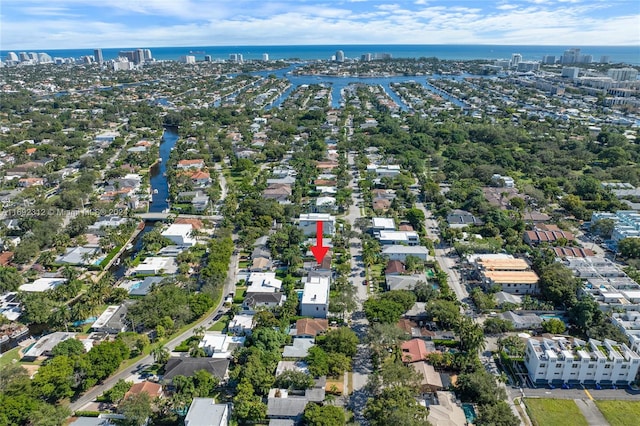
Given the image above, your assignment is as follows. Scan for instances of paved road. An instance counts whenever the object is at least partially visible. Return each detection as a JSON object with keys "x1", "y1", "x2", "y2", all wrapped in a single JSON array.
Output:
[
  {"x1": 415, "y1": 202, "x2": 468, "y2": 302},
  {"x1": 575, "y1": 399, "x2": 610, "y2": 426}
]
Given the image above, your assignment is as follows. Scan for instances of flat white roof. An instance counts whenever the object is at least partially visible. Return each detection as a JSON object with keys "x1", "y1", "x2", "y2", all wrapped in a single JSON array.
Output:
[
  {"x1": 299, "y1": 213, "x2": 335, "y2": 221},
  {"x1": 92, "y1": 305, "x2": 121, "y2": 329},
  {"x1": 162, "y1": 223, "x2": 193, "y2": 237},
  {"x1": 302, "y1": 279, "x2": 329, "y2": 305},
  {"x1": 19, "y1": 278, "x2": 67, "y2": 292},
  {"x1": 382, "y1": 245, "x2": 429, "y2": 254},
  {"x1": 372, "y1": 217, "x2": 396, "y2": 229},
  {"x1": 378, "y1": 230, "x2": 418, "y2": 240}
]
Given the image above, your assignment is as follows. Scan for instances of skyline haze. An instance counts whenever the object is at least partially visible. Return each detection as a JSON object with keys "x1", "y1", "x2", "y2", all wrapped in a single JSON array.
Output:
[{"x1": 1, "y1": 0, "x2": 640, "y2": 50}]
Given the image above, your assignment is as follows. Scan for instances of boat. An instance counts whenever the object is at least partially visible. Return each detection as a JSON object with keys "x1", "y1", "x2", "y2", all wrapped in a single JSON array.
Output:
[
  {"x1": 153, "y1": 189, "x2": 158, "y2": 194},
  {"x1": 125, "y1": 243, "x2": 133, "y2": 251},
  {"x1": 158, "y1": 158, "x2": 162, "y2": 163}
]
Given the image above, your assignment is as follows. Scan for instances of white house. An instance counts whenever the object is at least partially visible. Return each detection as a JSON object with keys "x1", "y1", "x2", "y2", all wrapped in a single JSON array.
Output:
[
  {"x1": 298, "y1": 213, "x2": 336, "y2": 236},
  {"x1": 367, "y1": 164, "x2": 402, "y2": 178},
  {"x1": 199, "y1": 332, "x2": 246, "y2": 358},
  {"x1": 132, "y1": 257, "x2": 177, "y2": 275},
  {"x1": 524, "y1": 336, "x2": 640, "y2": 386},
  {"x1": 228, "y1": 314, "x2": 254, "y2": 336},
  {"x1": 185, "y1": 398, "x2": 229, "y2": 426},
  {"x1": 300, "y1": 274, "x2": 330, "y2": 318},
  {"x1": 382, "y1": 245, "x2": 429, "y2": 262},
  {"x1": 162, "y1": 223, "x2": 196, "y2": 247},
  {"x1": 371, "y1": 217, "x2": 396, "y2": 232},
  {"x1": 377, "y1": 230, "x2": 420, "y2": 246},
  {"x1": 19, "y1": 278, "x2": 67, "y2": 293},
  {"x1": 246, "y1": 272, "x2": 282, "y2": 293}
]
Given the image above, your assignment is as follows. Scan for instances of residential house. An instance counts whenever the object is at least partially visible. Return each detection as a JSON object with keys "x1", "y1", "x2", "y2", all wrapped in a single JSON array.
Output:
[
  {"x1": 426, "y1": 392, "x2": 467, "y2": 426},
  {"x1": 199, "y1": 332, "x2": 246, "y2": 358},
  {"x1": 300, "y1": 274, "x2": 330, "y2": 319},
  {"x1": 263, "y1": 184, "x2": 292, "y2": 204},
  {"x1": 292, "y1": 318, "x2": 329, "y2": 339},
  {"x1": 372, "y1": 199, "x2": 391, "y2": 212},
  {"x1": 282, "y1": 338, "x2": 315, "y2": 358},
  {"x1": 22, "y1": 332, "x2": 78, "y2": 361},
  {"x1": 123, "y1": 382, "x2": 163, "y2": 400},
  {"x1": 162, "y1": 223, "x2": 196, "y2": 246},
  {"x1": 498, "y1": 311, "x2": 543, "y2": 330},
  {"x1": 163, "y1": 357, "x2": 230, "y2": 382},
  {"x1": 242, "y1": 292, "x2": 286, "y2": 314},
  {"x1": 19, "y1": 277, "x2": 67, "y2": 293},
  {"x1": 189, "y1": 171, "x2": 211, "y2": 187},
  {"x1": 371, "y1": 217, "x2": 396, "y2": 232},
  {"x1": 377, "y1": 230, "x2": 419, "y2": 246},
  {"x1": 524, "y1": 224, "x2": 575, "y2": 246},
  {"x1": 298, "y1": 213, "x2": 336, "y2": 236},
  {"x1": 177, "y1": 159, "x2": 205, "y2": 170},
  {"x1": 401, "y1": 338, "x2": 434, "y2": 363},
  {"x1": 386, "y1": 274, "x2": 427, "y2": 291},
  {"x1": 87, "y1": 216, "x2": 129, "y2": 236},
  {"x1": 55, "y1": 246, "x2": 100, "y2": 265},
  {"x1": 0, "y1": 323, "x2": 28, "y2": 354},
  {"x1": 184, "y1": 399, "x2": 229, "y2": 426},
  {"x1": 228, "y1": 314, "x2": 254, "y2": 336},
  {"x1": 446, "y1": 210, "x2": 484, "y2": 228},
  {"x1": 382, "y1": 245, "x2": 429, "y2": 262},
  {"x1": 246, "y1": 272, "x2": 282, "y2": 293},
  {"x1": 411, "y1": 361, "x2": 444, "y2": 392},
  {"x1": 366, "y1": 164, "x2": 402, "y2": 178},
  {"x1": 18, "y1": 177, "x2": 45, "y2": 188},
  {"x1": 91, "y1": 305, "x2": 128, "y2": 334},
  {"x1": 132, "y1": 257, "x2": 178, "y2": 275},
  {"x1": 266, "y1": 389, "x2": 309, "y2": 423}
]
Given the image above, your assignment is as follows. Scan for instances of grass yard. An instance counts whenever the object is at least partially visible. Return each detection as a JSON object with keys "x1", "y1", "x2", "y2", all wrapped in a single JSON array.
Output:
[
  {"x1": 208, "y1": 314, "x2": 230, "y2": 332},
  {"x1": 0, "y1": 346, "x2": 21, "y2": 368},
  {"x1": 524, "y1": 398, "x2": 588, "y2": 426},
  {"x1": 594, "y1": 400, "x2": 640, "y2": 426}
]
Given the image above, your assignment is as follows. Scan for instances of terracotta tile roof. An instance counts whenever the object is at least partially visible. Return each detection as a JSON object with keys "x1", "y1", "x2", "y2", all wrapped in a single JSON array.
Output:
[
  {"x1": 553, "y1": 247, "x2": 595, "y2": 258},
  {"x1": 295, "y1": 318, "x2": 329, "y2": 337},
  {"x1": 25, "y1": 148, "x2": 37, "y2": 155},
  {"x1": 174, "y1": 218, "x2": 203, "y2": 230},
  {"x1": 178, "y1": 159, "x2": 205, "y2": 167},
  {"x1": 0, "y1": 251, "x2": 14, "y2": 266},
  {"x1": 401, "y1": 338, "x2": 432, "y2": 363},
  {"x1": 399, "y1": 224, "x2": 414, "y2": 231},
  {"x1": 385, "y1": 260, "x2": 406, "y2": 275},
  {"x1": 189, "y1": 171, "x2": 210, "y2": 180},
  {"x1": 123, "y1": 381, "x2": 163, "y2": 400}
]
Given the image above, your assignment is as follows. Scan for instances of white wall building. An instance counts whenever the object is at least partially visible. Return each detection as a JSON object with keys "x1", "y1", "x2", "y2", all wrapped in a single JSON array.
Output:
[
  {"x1": 246, "y1": 272, "x2": 282, "y2": 293},
  {"x1": 524, "y1": 336, "x2": 640, "y2": 386},
  {"x1": 377, "y1": 230, "x2": 420, "y2": 246},
  {"x1": 382, "y1": 245, "x2": 429, "y2": 262},
  {"x1": 298, "y1": 213, "x2": 335, "y2": 236},
  {"x1": 300, "y1": 275, "x2": 330, "y2": 318},
  {"x1": 162, "y1": 223, "x2": 196, "y2": 246}
]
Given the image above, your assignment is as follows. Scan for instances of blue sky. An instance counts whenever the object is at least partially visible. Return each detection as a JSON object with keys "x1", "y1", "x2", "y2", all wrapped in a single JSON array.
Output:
[{"x1": 1, "y1": 0, "x2": 639, "y2": 49}]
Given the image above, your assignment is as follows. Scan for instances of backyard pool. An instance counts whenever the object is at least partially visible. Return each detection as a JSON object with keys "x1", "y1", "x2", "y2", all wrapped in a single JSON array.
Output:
[{"x1": 462, "y1": 404, "x2": 477, "y2": 424}]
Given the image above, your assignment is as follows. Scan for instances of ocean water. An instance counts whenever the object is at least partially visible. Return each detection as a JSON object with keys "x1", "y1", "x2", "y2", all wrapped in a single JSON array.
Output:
[{"x1": 2, "y1": 44, "x2": 639, "y2": 65}]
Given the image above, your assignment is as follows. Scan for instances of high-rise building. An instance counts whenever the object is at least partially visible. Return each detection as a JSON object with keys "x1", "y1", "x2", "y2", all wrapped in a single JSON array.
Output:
[
  {"x1": 19, "y1": 52, "x2": 29, "y2": 61},
  {"x1": 600, "y1": 56, "x2": 610, "y2": 64},
  {"x1": 517, "y1": 61, "x2": 540, "y2": 72},
  {"x1": 562, "y1": 48, "x2": 581, "y2": 64},
  {"x1": 37, "y1": 53, "x2": 52, "y2": 63},
  {"x1": 134, "y1": 49, "x2": 144, "y2": 64},
  {"x1": 511, "y1": 53, "x2": 522, "y2": 67},
  {"x1": 561, "y1": 67, "x2": 580, "y2": 79},
  {"x1": 335, "y1": 50, "x2": 345, "y2": 62},
  {"x1": 5, "y1": 52, "x2": 19, "y2": 62},
  {"x1": 204, "y1": 55, "x2": 212, "y2": 62},
  {"x1": 579, "y1": 55, "x2": 593, "y2": 64},
  {"x1": 607, "y1": 68, "x2": 638, "y2": 81},
  {"x1": 119, "y1": 50, "x2": 136, "y2": 62},
  {"x1": 262, "y1": 53, "x2": 269, "y2": 61},
  {"x1": 143, "y1": 49, "x2": 152, "y2": 61},
  {"x1": 542, "y1": 55, "x2": 556, "y2": 64},
  {"x1": 181, "y1": 55, "x2": 196, "y2": 64},
  {"x1": 94, "y1": 49, "x2": 104, "y2": 64}
]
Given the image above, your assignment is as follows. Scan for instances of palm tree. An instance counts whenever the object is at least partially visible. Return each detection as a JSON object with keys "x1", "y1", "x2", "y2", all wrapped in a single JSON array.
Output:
[
  {"x1": 151, "y1": 345, "x2": 170, "y2": 365},
  {"x1": 457, "y1": 317, "x2": 486, "y2": 353},
  {"x1": 193, "y1": 326, "x2": 206, "y2": 340}
]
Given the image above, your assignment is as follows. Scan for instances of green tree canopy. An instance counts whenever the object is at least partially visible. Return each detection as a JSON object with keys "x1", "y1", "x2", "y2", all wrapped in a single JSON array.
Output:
[{"x1": 303, "y1": 403, "x2": 346, "y2": 426}]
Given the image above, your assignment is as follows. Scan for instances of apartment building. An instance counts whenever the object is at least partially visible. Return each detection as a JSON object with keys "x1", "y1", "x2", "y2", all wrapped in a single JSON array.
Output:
[
  {"x1": 470, "y1": 254, "x2": 539, "y2": 294},
  {"x1": 524, "y1": 336, "x2": 640, "y2": 386},
  {"x1": 298, "y1": 213, "x2": 336, "y2": 236}
]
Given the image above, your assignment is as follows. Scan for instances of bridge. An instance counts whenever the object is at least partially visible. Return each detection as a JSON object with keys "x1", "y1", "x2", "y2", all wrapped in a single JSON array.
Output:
[{"x1": 136, "y1": 212, "x2": 223, "y2": 221}]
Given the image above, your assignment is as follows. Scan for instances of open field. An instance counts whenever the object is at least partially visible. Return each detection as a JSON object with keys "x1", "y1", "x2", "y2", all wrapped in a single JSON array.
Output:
[
  {"x1": 594, "y1": 400, "x2": 640, "y2": 426},
  {"x1": 524, "y1": 398, "x2": 588, "y2": 426}
]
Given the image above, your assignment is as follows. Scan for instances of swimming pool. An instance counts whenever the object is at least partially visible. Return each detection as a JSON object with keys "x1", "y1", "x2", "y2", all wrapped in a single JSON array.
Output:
[{"x1": 462, "y1": 404, "x2": 477, "y2": 423}]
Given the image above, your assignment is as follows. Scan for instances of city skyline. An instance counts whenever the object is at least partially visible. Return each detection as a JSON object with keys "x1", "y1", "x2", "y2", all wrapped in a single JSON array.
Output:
[{"x1": 1, "y1": 0, "x2": 639, "y2": 50}]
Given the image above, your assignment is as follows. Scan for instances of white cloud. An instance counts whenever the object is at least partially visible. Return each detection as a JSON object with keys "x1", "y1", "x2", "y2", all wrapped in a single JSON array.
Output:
[{"x1": 1, "y1": 0, "x2": 638, "y2": 49}]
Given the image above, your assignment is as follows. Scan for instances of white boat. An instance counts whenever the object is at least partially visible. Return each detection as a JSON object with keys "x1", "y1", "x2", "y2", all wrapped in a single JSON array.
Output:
[
  {"x1": 158, "y1": 158, "x2": 162, "y2": 163},
  {"x1": 153, "y1": 189, "x2": 158, "y2": 194}
]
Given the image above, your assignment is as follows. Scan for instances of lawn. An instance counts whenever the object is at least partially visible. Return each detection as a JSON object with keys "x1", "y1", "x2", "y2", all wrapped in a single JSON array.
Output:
[
  {"x1": 0, "y1": 346, "x2": 21, "y2": 368},
  {"x1": 208, "y1": 314, "x2": 230, "y2": 332},
  {"x1": 524, "y1": 398, "x2": 588, "y2": 426},
  {"x1": 594, "y1": 400, "x2": 640, "y2": 426}
]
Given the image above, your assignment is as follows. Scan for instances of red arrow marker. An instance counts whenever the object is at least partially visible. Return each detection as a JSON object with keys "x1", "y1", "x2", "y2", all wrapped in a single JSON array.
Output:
[{"x1": 310, "y1": 221, "x2": 329, "y2": 264}]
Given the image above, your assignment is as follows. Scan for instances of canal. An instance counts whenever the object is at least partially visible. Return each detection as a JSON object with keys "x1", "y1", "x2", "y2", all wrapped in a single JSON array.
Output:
[{"x1": 110, "y1": 126, "x2": 179, "y2": 279}]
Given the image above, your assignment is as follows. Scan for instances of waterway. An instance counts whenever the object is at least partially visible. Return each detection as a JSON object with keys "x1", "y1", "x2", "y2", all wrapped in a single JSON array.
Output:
[
  {"x1": 249, "y1": 65, "x2": 469, "y2": 110},
  {"x1": 110, "y1": 127, "x2": 179, "y2": 279}
]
